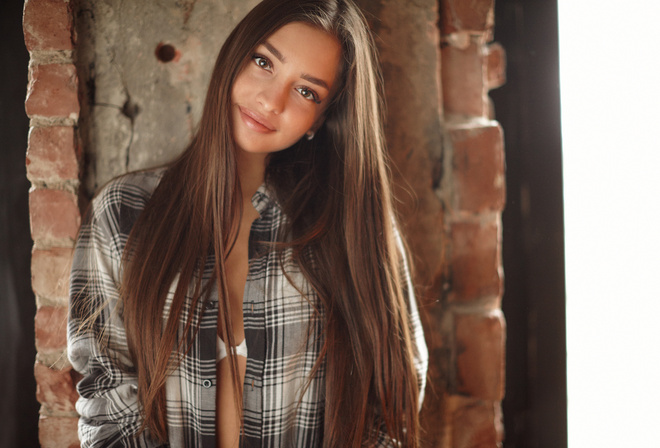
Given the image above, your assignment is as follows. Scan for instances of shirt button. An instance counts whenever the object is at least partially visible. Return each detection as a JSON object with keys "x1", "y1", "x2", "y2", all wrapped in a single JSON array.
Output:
[{"x1": 202, "y1": 379, "x2": 212, "y2": 388}]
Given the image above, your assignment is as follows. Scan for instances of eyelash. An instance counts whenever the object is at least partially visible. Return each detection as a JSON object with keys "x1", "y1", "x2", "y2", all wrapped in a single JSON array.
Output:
[
  {"x1": 253, "y1": 54, "x2": 272, "y2": 71},
  {"x1": 252, "y1": 54, "x2": 321, "y2": 105}
]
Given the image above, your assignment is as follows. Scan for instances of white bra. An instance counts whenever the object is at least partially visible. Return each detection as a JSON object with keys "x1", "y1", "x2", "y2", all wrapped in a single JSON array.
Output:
[{"x1": 217, "y1": 336, "x2": 248, "y2": 362}]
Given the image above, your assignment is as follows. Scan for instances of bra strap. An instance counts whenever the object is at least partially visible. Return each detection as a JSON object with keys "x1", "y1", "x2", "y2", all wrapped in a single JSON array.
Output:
[{"x1": 217, "y1": 336, "x2": 248, "y2": 361}]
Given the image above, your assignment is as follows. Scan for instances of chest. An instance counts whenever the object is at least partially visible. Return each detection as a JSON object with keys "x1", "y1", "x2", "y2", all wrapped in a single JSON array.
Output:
[
  {"x1": 164, "y1": 205, "x2": 327, "y2": 447},
  {"x1": 209, "y1": 243, "x2": 326, "y2": 447},
  {"x1": 224, "y1": 207, "x2": 260, "y2": 308}
]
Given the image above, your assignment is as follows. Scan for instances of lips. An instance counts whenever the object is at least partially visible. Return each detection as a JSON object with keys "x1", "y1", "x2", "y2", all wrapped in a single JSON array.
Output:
[{"x1": 238, "y1": 106, "x2": 276, "y2": 133}]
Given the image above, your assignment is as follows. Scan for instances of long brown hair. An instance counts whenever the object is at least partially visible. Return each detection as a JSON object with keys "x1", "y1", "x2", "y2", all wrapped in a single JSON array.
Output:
[{"x1": 120, "y1": 0, "x2": 421, "y2": 446}]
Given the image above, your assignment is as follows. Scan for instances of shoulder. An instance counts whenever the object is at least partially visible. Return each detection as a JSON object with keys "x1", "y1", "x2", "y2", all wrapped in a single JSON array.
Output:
[
  {"x1": 85, "y1": 167, "x2": 167, "y2": 240},
  {"x1": 92, "y1": 168, "x2": 165, "y2": 211}
]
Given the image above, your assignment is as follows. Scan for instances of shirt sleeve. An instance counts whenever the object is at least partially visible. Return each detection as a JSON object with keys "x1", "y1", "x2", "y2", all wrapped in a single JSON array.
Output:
[
  {"x1": 394, "y1": 224, "x2": 429, "y2": 411},
  {"x1": 67, "y1": 187, "x2": 161, "y2": 448},
  {"x1": 371, "y1": 225, "x2": 430, "y2": 447}
]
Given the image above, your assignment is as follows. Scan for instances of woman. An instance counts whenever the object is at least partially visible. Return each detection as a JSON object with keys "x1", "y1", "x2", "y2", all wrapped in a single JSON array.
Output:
[{"x1": 68, "y1": 0, "x2": 428, "y2": 447}]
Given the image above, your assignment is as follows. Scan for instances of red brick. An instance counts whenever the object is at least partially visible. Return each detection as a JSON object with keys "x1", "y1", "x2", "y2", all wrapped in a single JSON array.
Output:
[
  {"x1": 441, "y1": 0, "x2": 495, "y2": 35},
  {"x1": 38, "y1": 416, "x2": 80, "y2": 448},
  {"x1": 25, "y1": 64, "x2": 80, "y2": 118},
  {"x1": 446, "y1": 395, "x2": 503, "y2": 448},
  {"x1": 441, "y1": 43, "x2": 486, "y2": 117},
  {"x1": 23, "y1": 0, "x2": 73, "y2": 51},
  {"x1": 448, "y1": 218, "x2": 502, "y2": 302},
  {"x1": 35, "y1": 306, "x2": 68, "y2": 352},
  {"x1": 486, "y1": 43, "x2": 506, "y2": 90},
  {"x1": 35, "y1": 362, "x2": 79, "y2": 412},
  {"x1": 26, "y1": 126, "x2": 79, "y2": 182},
  {"x1": 450, "y1": 123, "x2": 505, "y2": 213},
  {"x1": 455, "y1": 311, "x2": 505, "y2": 401},
  {"x1": 29, "y1": 188, "x2": 81, "y2": 242},
  {"x1": 32, "y1": 247, "x2": 73, "y2": 302}
]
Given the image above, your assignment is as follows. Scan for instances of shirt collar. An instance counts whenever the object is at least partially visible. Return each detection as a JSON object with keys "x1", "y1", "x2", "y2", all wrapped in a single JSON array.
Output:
[{"x1": 251, "y1": 183, "x2": 278, "y2": 218}]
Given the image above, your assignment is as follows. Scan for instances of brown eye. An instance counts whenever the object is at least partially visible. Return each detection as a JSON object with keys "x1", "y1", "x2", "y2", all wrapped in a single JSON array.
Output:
[
  {"x1": 296, "y1": 87, "x2": 321, "y2": 104},
  {"x1": 253, "y1": 55, "x2": 271, "y2": 70}
]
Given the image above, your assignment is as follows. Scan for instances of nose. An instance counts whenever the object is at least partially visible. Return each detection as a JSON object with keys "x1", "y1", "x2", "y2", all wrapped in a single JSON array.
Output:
[{"x1": 256, "y1": 80, "x2": 286, "y2": 115}]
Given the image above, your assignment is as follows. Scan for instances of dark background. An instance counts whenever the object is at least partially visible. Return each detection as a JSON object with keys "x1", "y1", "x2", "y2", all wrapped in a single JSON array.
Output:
[
  {"x1": 1, "y1": 1, "x2": 40, "y2": 447},
  {"x1": 492, "y1": 1, "x2": 567, "y2": 447},
  {"x1": 0, "y1": 1, "x2": 565, "y2": 447}
]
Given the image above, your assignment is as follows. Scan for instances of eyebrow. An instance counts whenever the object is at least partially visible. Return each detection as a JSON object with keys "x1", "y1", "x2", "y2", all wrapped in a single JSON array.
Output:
[
  {"x1": 263, "y1": 41, "x2": 331, "y2": 91},
  {"x1": 263, "y1": 41, "x2": 286, "y2": 63},
  {"x1": 300, "y1": 74, "x2": 330, "y2": 91}
]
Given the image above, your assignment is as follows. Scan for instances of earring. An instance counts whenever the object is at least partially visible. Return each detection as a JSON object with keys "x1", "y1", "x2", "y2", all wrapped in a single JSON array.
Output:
[{"x1": 305, "y1": 130, "x2": 315, "y2": 140}]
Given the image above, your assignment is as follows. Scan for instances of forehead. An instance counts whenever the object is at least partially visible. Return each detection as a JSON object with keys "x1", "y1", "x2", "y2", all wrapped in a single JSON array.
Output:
[{"x1": 263, "y1": 22, "x2": 342, "y2": 88}]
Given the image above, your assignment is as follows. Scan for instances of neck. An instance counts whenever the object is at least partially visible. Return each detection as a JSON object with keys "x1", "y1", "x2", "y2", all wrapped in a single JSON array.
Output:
[{"x1": 236, "y1": 150, "x2": 267, "y2": 204}]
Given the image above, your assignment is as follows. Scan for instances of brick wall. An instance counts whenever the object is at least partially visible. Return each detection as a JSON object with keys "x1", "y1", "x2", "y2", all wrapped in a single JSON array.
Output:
[
  {"x1": 23, "y1": 0, "x2": 506, "y2": 446},
  {"x1": 23, "y1": 0, "x2": 82, "y2": 446},
  {"x1": 438, "y1": 0, "x2": 507, "y2": 446}
]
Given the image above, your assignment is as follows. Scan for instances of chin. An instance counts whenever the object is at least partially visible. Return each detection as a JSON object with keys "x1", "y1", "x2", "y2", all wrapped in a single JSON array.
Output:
[{"x1": 237, "y1": 138, "x2": 302, "y2": 155}]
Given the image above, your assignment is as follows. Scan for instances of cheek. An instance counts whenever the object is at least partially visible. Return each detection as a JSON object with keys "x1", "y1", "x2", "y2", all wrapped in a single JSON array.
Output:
[
  {"x1": 231, "y1": 76, "x2": 244, "y2": 103},
  {"x1": 285, "y1": 114, "x2": 313, "y2": 140},
  {"x1": 231, "y1": 67, "x2": 253, "y2": 102},
  {"x1": 290, "y1": 105, "x2": 321, "y2": 133}
]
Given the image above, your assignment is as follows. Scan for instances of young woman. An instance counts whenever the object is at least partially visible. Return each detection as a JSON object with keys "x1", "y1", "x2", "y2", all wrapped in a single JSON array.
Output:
[{"x1": 68, "y1": 0, "x2": 428, "y2": 447}]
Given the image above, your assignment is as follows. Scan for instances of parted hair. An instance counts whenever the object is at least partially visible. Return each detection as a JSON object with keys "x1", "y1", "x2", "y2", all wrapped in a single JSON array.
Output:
[{"x1": 119, "y1": 0, "x2": 421, "y2": 446}]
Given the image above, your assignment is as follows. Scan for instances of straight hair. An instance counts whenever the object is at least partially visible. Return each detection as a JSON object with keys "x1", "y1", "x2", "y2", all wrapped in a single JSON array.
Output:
[{"x1": 119, "y1": 0, "x2": 421, "y2": 446}]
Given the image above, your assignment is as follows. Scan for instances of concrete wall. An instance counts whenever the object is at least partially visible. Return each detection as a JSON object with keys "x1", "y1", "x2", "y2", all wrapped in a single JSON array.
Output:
[
  {"x1": 75, "y1": 0, "x2": 259, "y2": 194},
  {"x1": 23, "y1": 0, "x2": 507, "y2": 446}
]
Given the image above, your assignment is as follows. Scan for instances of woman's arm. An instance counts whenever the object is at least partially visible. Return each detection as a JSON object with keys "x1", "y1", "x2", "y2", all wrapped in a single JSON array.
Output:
[
  {"x1": 68, "y1": 183, "x2": 162, "y2": 448},
  {"x1": 394, "y1": 224, "x2": 429, "y2": 410}
]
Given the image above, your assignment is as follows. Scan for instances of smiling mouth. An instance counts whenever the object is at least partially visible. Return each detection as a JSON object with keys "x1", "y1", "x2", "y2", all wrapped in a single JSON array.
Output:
[{"x1": 238, "y1": 106, "x2": 276, "y2": 133}]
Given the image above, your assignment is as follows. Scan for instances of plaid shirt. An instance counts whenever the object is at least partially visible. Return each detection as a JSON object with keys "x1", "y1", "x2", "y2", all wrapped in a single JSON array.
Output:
[{"x1": 68, "y1": 169, "x2": 428, "y2": 448}]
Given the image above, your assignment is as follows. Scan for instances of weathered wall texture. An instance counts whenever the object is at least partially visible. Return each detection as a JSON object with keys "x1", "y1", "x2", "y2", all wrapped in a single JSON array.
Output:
[
  {"x1": 359, "y1": 1, "x2": 506, "y2": 446},
  {"x1": 438, "y1": 0, "x2": 506, "y2": 446},
  {"x1": 23, "y1": 0, "x2": 82, "y2": 446},
  {"x1": 75, "y1": 0, "x2": 259, "y2": 194},
  {"x1": 24, "y1": 0, "x2": 506, "y2": 446}
]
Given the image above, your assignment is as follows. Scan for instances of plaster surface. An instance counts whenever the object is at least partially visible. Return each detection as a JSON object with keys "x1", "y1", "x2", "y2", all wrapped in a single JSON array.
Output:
[{"x1": 75, "y1": 0, "x2": 259, "y2": 194}]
